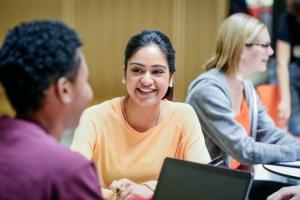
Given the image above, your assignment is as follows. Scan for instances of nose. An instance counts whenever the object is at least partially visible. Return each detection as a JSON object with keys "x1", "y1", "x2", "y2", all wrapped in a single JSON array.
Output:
[
  {"x1": 268, "y1": 45, "x2": 274, "y2": 56},
  {"x1": 141, "y1": 72, "x2": 154, "y2": 85}
]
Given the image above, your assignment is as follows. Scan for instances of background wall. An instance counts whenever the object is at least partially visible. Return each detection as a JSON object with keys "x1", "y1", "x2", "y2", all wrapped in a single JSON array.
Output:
[{"x1": 0, "y1": 0, "x2": 228, "y2": 115}]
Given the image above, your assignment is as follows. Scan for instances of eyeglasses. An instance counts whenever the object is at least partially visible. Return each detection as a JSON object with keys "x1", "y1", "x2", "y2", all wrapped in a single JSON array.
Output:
[{"x1": 245, "y1": 43, "x2": 271, "y2": 49}]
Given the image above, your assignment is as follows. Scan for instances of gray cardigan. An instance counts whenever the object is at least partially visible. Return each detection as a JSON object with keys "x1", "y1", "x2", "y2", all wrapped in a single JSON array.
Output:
[{"x1": 186, "y1": 68, "x2": 300, "y2": 166}]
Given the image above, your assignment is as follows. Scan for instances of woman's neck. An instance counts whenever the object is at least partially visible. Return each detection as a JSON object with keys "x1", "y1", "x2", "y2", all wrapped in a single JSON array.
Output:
[
  {"x1": 122, "y1": 96, "x2": 161, "y2": 132},
  {"x1": 225, "y1": 73, "x2": 245, "y2": 114}
]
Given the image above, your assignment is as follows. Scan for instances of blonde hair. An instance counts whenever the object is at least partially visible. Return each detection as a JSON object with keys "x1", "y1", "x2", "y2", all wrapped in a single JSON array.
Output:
[{"x1": 204, "y1": 13, "x2": 265, "y2": 75}]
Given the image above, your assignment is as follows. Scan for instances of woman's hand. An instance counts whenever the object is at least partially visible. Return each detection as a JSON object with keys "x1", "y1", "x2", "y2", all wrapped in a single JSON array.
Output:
[
  {"x1": 267, "y1": 185, "x2": 300, "y2": 200},
  {"x1": 110, "y1": 178, "x2": 153, "y2": 200},
  {"x1": 277, "y1": 100, "x2": 290, "y2": 130}
]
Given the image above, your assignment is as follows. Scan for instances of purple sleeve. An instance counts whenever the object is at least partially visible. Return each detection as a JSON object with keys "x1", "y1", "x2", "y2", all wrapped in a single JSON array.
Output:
[{"x1": 56, "y1": 162, "x2": 103, "y2": 200}]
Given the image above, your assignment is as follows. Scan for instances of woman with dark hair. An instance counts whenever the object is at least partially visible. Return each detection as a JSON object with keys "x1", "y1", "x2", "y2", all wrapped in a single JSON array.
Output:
[{"x1": 71, "y1": 30, "x2": 210, "y2": 200}]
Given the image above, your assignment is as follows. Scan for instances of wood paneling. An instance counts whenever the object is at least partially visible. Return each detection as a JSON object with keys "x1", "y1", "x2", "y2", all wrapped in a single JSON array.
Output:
[
  {"x1": 0, "y1": 0, "x2": 63, "y2": 115},
  {"x1": 0, "y1": 0, "x2": 228, "y2": 115}
]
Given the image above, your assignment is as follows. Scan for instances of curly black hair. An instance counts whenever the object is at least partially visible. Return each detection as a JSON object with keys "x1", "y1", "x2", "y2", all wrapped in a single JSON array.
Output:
[{"x1": 0, "y1": 20, "x2": 82, "y2": 116}]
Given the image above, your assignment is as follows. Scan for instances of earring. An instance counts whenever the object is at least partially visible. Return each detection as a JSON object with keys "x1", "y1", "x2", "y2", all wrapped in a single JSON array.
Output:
[
  {"x1": 63, "y1": 95, "x2": 72, "y2": 103},
  {"x1": 169, "y1": 81, "x2": 174, "y2": 87},
  {"x1": 122, "y1": 79, "x2": 126, "y2": 84}
]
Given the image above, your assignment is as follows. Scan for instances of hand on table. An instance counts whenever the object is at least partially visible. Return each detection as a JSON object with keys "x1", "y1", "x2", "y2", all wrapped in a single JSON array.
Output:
[
  {"x1": 267, "y1": 185, "x2": 300, "y2": 200},
  {"x1": 277, "y1": 100, "x2": 290, "y2": 130},
  {"x1": 109, "y1": 178, "x2": 153, "y2": 200}
]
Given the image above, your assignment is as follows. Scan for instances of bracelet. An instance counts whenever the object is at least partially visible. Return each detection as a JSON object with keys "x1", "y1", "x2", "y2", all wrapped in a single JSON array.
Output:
[{"x1": 141, "y1": 183, "x2": 154, "y2": 192}]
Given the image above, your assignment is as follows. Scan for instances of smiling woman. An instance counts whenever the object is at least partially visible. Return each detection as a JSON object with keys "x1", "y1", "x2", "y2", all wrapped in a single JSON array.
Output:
[
  {"x1": 70, "y1": 30, "x2": 211, "y2": 200},
  {"x1": 185, "y1": 13, "x2": 300, "y2": 171}
]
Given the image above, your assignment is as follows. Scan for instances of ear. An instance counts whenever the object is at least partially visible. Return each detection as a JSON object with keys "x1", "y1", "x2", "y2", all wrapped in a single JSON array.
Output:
[
  {"x1": 168, "y1": 73, "x2": 175, "y2": 87},
  {"x1": 55, "y1": 77, "x2": 73, "y2": 104},
  {"x1": 122, "y1": 77, "x2": 126, "y2": 84},
  {"x1": 122, "y1": 67, "x2": 127, "y2": 84}
]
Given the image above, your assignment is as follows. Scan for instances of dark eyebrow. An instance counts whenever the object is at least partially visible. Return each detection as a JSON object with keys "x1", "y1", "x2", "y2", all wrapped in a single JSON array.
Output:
[
  {"x1": 129, "y1": 62, "x2": 167, "y2": 69},
  {"x1": 129, "y1": 62, "x2": 144, "y2": 67},
  {"x1": 152, "y1": 64, "x2": 167, "y2": 69}
]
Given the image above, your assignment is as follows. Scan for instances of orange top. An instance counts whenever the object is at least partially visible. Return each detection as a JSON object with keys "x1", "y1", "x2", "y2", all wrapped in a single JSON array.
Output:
[
  {"x1": 71, "y1": 97, "x2": 211, "y2": 199},
  {"x1": 231, "y1": 96, "x2": 251, "y2": 169},
  {"x1": 256, "y1": 84, "x2": 282, "y2": 127}
]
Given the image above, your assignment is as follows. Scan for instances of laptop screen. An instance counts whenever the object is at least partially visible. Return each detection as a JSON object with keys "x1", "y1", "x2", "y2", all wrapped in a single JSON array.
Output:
[{"x1": 153, "y1": 158, "x2": 252, "y2": 200}]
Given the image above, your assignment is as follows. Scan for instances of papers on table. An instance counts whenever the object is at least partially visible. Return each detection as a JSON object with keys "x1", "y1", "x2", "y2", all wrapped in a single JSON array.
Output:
[
  {"x1": 263, "y1": 164, "x2": 300, "y2": 179},
  {"x1": 269, "y1": 160, "x2": 300, "y2": 169}
]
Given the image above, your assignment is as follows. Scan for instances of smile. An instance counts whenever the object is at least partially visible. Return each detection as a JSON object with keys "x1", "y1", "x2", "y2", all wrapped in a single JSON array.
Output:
[{"x1": 136, "y1": 88, "x2": 157, "y2": 94}]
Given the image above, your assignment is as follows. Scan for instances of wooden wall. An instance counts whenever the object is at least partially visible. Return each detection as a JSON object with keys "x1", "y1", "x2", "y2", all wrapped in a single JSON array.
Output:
[{"x1": 0, "y1": 0, "x2": 228, "y2": 115}]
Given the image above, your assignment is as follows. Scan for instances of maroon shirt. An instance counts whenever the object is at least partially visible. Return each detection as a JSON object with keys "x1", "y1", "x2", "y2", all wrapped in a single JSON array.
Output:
[{"x1": 0, "y1": 116, "x2": 103, "y2": 200}]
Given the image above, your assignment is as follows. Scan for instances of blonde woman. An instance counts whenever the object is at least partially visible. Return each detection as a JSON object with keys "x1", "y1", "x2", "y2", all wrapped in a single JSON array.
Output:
[{"x1": 186, "y1": 13, "x2": 300, "y2": 170}]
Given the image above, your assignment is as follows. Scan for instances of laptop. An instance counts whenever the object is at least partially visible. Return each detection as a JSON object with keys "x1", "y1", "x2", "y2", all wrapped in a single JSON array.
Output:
[{"x1": 153, "y1": 157, "x2": 253, "y2": 200}]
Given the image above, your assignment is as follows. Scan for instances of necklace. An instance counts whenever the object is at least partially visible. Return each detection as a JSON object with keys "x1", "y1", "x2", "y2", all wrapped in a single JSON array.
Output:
[{"x1": 121, "y1": 96, "x2": 160, "y2": 128}]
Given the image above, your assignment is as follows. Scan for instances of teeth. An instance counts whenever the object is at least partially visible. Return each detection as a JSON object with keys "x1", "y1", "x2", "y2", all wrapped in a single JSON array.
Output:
[{"x1": 139, "y1": 88, "x2": 154, "y2": 93}]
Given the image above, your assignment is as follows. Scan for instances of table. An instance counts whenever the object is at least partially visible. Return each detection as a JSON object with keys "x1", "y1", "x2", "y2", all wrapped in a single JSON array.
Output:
[{"x1": 263, "y1": 164, "x2": 300, "y2": 180}]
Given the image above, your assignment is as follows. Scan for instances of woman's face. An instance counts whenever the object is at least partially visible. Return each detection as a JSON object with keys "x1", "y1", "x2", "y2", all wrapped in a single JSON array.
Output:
[
  {"x1": 240, "y1": 27, "x2": 274, "y2": 77},
  {"x1": 124, "y1": 45, "x2": 173, "y2": 106}
]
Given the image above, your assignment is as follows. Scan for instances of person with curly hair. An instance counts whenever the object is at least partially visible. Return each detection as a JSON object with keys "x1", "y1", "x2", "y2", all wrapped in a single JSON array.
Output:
[{"x1": 0, "y1": 20, "x2": 103, "y2": 200}]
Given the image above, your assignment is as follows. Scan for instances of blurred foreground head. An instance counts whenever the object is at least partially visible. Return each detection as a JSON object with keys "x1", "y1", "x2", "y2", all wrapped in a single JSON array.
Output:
[{"x1": 0, "y1": 20, "x2": 93, "y2": 136}]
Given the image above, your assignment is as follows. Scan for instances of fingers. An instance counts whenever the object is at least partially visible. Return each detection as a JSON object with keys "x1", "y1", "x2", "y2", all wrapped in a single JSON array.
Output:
[
  {"x1": 110, "y1": 179, "x2": 132, "y2": 191},
  {"x1": 116, "y1": 186, "x2": 134, "y2": 200},
  {"x1": 109, "y1": 179, "x2": 134, "y2": 200},
  {"x1": 266, "y1": 186, "x2": 295, "y2": 200},
  {"x1": 118, "y1": 189, "x2": 131, "y2": 200},
  {"x1": 109, "y1": 180, "x2": 120, "y2": 193},
  {"x1": 109, "y1": 179, "x2": 154, "y2": 200},
  {"x1": 278, "y1": 101, "x2": 291, "y2": 120},
  {"x1": 277, "y1": 101, "x2": 290, "y2": 130}
]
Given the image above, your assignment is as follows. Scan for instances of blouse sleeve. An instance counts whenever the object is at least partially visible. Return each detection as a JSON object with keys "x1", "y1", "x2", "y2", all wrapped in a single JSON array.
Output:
[
  {"x1": 71, "y1": 108, "x2": 97, "y2": 160},
  {"x1": 180, "y1": 104, "x2": 211, "y2": 164}
]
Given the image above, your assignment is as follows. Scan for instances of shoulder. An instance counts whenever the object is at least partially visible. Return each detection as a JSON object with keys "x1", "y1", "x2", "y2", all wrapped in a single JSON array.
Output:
[
  {"x1": 24, "y1": 134, "x2": 96, "y2": 178},
  {"x1": 169, "y1": 101, "x2": 195, "y2": 113},
  {"x1": 81, "y1": 97, "x2": 122, "y2": 121},
  {"x1": 164, "y1": 102, "x2": 203, "y2": 140},
  {"x1": 186, "y1": 71, "x2": 230, "y2": 108},
  {"x1": 187, "y1": 69, "x2": 228, "y2": 101},
  {"x1": 43, "y1": 140, "x2": 93, "y2": 173},
  {"x1": 165, "y1": 101, "x2": 197, "y2": 123}
]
